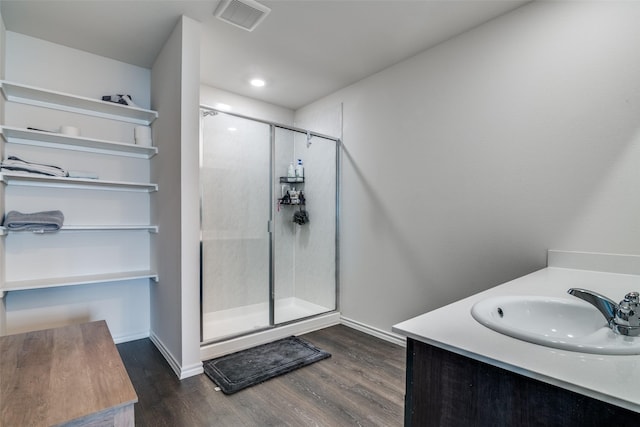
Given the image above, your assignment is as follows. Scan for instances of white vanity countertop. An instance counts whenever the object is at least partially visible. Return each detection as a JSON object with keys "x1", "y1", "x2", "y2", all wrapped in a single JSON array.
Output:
[{"x1": 392, "y1": 266, "x2": 640, "y2": 412}]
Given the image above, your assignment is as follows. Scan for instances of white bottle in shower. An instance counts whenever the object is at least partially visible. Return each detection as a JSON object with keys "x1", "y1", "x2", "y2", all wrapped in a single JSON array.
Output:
[
  {"x1": 287, "y1": 162, "x2": 295, "y2": 179},
  {"x1": 295, "y1": 159, "x2": 304, "y2": 182}
]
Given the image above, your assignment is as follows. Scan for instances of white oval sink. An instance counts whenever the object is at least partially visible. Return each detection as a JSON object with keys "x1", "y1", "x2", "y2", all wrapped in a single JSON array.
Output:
[{"x1": 470, "y1": 296, "x2": 640, "y2": 355}]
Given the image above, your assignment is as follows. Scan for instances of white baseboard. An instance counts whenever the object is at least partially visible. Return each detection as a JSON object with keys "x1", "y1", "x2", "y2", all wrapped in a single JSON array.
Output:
[
  {"x1": 150, "y1": 331, "x2": 204, "y2": 379},
  {"x1": 112, "y1": 330, "x2": 149, "y2": 344},
  {"x1": 200, "y1": 311, "x2": 341, "y2": 361},
  {"x1": 340, "y1": 316, "x2": 407, "y2": 347},
  {"x1": 180, "y1": 361, "x2": 205, "y2": 379}
]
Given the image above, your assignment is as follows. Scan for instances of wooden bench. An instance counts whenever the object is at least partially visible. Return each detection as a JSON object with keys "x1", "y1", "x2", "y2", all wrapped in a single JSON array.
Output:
[{"x1": 0, "y1": 320, "x2": 137, "y2": 426}]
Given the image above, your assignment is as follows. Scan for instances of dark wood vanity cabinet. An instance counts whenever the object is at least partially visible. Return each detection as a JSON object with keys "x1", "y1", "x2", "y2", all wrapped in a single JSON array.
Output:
[{"x1": 404, "y1": 338, "x2": 638, "y2": 426}]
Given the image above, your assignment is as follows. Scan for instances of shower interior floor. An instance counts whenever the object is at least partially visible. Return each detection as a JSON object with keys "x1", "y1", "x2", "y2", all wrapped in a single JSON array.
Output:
[{"x1": 202, "y1": 297, "x2": 332, "y2": 342}]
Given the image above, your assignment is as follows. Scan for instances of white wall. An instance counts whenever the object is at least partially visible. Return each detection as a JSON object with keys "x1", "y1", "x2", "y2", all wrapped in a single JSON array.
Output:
[
  {"x1": 295, "y1": 102, "x2": 342, "y2": 139},
  {"x1": 0, "y1": 6, "x2": 6, "y2": 335},
  {"x1": 179, "y1": 16, "x2": 202, "y2": 378},
  {"x1": 2, "y1": 32, "x2": 151, "y2": 342},
  {"x1": 150, "y1": 16, "x2": 202, "y2": 378},
  {"x1": 0, "y1": 6, "x2": 4, "y2": 82},
  {"x1": 201, "y1": 84, "x2": 294, "y2": 125},
  {"x1": 6, "y1": 32, "x2": 150, "y2": 108},
  {"x1": 297, "y1": 1, "x2": 640, "y2": 335}
]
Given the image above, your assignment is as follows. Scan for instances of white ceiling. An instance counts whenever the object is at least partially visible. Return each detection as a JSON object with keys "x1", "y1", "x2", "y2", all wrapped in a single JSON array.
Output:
[{"x1": 1, "y1": 0, "x2": 529, "y2": 110}]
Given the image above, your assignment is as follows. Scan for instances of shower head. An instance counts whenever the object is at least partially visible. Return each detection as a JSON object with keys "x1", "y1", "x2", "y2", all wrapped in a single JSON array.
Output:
[{"x1": 202, "y1": 110, "x2": 218, "y2": 117}]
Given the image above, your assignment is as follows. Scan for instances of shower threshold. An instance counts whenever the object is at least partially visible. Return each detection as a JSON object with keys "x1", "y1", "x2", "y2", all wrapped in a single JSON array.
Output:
[
  {"x1": 202, "y1": 297, "x2": 333, "y2": 343},
  {"x1": 200, "y1": 308, "x2": 340, "y2": 361}
]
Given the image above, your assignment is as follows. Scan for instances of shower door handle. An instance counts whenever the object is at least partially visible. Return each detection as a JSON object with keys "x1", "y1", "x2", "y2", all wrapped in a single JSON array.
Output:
[{"x1": 267, "y1": 220, "x2": 273, "y2": 233}]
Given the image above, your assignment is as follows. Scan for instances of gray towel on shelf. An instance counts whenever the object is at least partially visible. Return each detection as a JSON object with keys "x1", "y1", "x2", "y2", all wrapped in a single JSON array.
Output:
[{"x1": 3, "y1": 210, "x2": 65, "y2": 233}]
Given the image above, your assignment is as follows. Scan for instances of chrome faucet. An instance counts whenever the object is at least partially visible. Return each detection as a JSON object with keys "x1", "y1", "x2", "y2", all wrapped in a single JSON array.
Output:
[{"x1": 568, "y1": 288, "x2": 640, "y2": 336}]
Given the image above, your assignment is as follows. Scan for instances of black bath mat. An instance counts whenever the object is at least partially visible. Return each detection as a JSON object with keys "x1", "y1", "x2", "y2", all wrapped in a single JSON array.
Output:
[{"x1": 203, "y1": 336, "x2": 331, "y2": 394}]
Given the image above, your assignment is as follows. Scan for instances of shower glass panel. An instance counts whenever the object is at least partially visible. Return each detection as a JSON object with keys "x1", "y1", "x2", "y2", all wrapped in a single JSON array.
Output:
[
  {"x1": 200, "y1": 112, "x2": 271, "y2": 342},
  {"x1": 273, "y1": 128, "x2": 336, "y2": 324}
]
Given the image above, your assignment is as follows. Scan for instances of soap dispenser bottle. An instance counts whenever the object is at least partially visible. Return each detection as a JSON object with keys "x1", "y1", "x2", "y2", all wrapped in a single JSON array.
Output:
[
  {"x1": 295, "y1": 159, "x2": 304, "y2": 182},
  {"x1": 287, "y1": 162, "x2": 295, "y2": 180}
]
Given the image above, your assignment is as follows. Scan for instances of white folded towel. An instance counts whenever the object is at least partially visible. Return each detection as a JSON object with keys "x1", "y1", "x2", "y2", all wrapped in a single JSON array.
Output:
[{"x1": 0, "y1": 156, "x2": 67, "y2": 177}]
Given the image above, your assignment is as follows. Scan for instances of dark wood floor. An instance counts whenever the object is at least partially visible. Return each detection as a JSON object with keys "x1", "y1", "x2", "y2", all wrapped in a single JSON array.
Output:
[{"x1": 117, "y1": 325, "x2": 406, "y2": 426}]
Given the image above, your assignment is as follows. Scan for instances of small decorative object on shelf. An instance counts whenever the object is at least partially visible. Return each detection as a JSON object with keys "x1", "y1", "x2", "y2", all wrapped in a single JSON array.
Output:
[
  {"x1": 134, "y1": 126, "x2": 152, "y2": 146},
  {"x1": 102, "y1": 94, "x2": 136, "y2": 106}
]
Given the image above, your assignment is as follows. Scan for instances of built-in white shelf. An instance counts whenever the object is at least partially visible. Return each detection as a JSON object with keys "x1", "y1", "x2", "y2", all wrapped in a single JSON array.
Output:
[
  {"x1": 1, "y1": 126, "x2": 157, "y2": 159},
  {"x1": 0, "y1": 172, "x2": 158, "y2": 192},
  {"x1": 58, "y1": 225, "x2": 158, "y2": 232},
  {"x1": 0, "y1": 225, "x2": 158, "y2": 234},
  {"x1": 0, "y1": 80, "x2": 158, "y2": 125},
  {"x1": 1, "y1": 270, "x2": 159, "y2": 293}
]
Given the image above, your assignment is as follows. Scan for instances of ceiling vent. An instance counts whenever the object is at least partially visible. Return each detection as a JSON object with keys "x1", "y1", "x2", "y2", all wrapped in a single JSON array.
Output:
[{"x1": 214, "y1": 0, "x2": 271, "y2": 32}]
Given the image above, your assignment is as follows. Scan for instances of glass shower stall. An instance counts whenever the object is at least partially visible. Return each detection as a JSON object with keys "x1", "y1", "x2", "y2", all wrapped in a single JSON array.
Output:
[{"x1": 200, "y1": 108, "x2": 339, "y2": 343}]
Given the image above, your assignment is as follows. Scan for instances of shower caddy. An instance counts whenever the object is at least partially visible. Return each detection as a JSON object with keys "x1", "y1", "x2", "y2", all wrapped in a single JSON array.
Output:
[{"x1": 278, "y1": 176, "x2": 305, "y2": 206}]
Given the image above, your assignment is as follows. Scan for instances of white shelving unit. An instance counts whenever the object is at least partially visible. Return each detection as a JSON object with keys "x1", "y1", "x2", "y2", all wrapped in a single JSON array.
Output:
[
  {"x1": 1, "y1": 126, "x2": 157, "y2": 159},
  {"x1": 0, "y1": 80, "x2": 159, "y2": 295},
  {"x1": 0, "y1": 172, "x2": 158, "y2": 192},
  {"x1": 2, "y1": 271, "x2": 159, "y2": 293},
  {"x1": 0, "y1": 225, "x2": 158, "y2": 234},
  {"x1": 0, "y1": 81, "x2": 158, "y2": 125}
]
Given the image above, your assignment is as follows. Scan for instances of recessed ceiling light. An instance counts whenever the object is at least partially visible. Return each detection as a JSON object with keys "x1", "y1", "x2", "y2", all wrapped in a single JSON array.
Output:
[
  {"x1": 250, "y1": 78, "x2": 266, "y2": 87},
  {"x1": 228, "y1": 127, "x2": 237, "y2": 132}
]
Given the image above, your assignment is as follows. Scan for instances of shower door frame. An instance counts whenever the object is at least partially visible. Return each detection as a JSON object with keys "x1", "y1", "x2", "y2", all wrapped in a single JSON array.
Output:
[{"x1": 199, "y1": 105, "x2": 341, "y2": 345}]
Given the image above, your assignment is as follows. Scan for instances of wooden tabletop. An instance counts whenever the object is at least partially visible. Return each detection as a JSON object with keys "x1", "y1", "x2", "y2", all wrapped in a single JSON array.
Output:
[{"x1": 0, "y1": 320, "x2": 138, "y2": 426}]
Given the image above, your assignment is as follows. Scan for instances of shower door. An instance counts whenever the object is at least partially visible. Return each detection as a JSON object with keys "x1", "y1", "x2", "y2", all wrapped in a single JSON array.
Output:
[
  {"x1": 201, "y1": 109, "x2": 338, "y2": 343},
  {"x1": 273, "y1": 128, "x2": 337, "y2": 324},
  {"x1": 200, "y1": 112, "x2": 272, "y2": 342}
]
